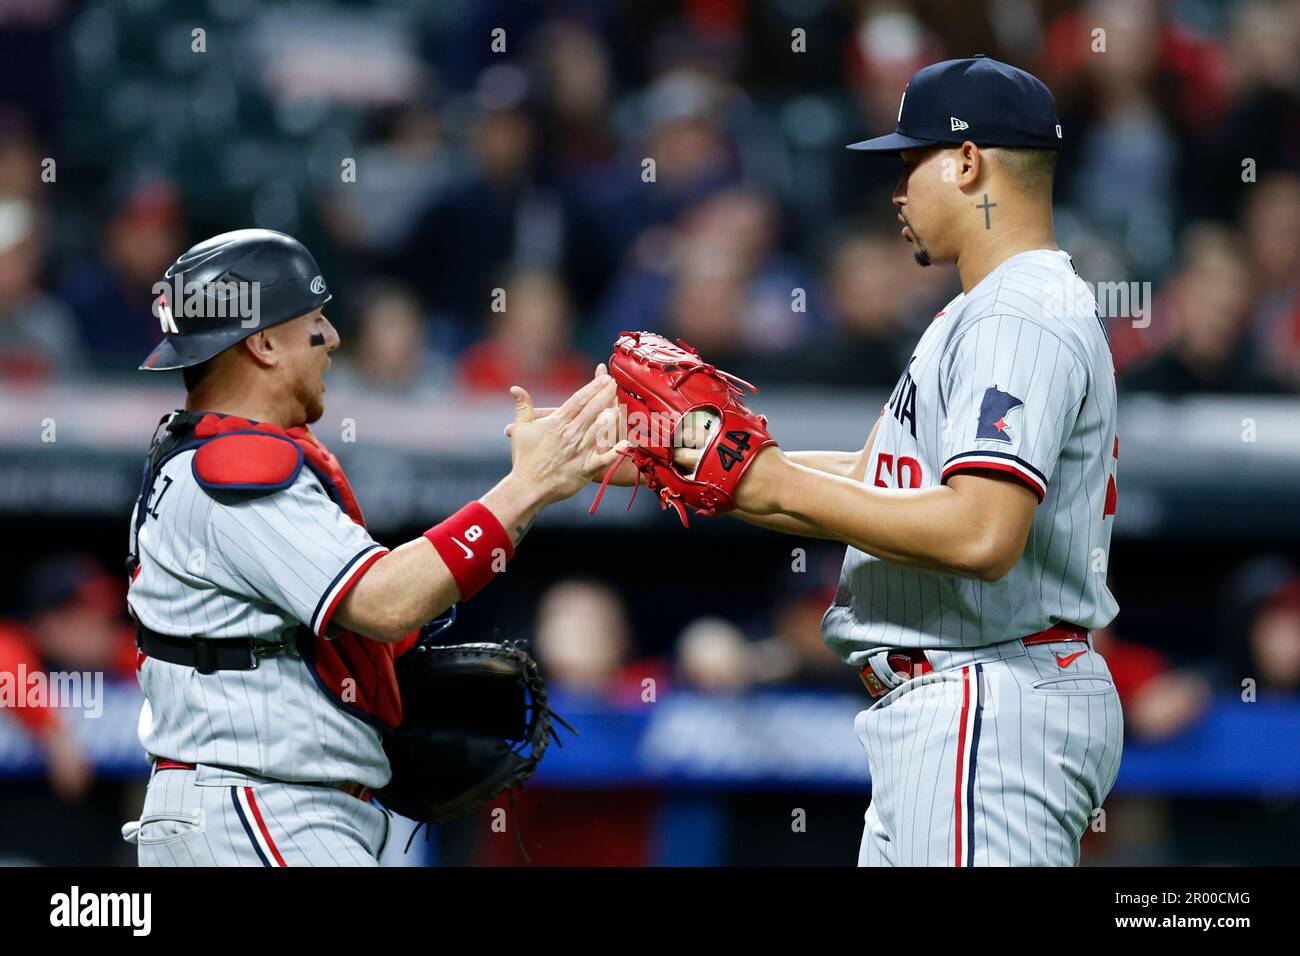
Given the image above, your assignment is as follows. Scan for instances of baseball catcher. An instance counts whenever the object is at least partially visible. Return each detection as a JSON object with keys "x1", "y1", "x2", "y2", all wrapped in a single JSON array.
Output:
[{"x1": 124, "y1": 228, "x2": 619, "y2": 866}]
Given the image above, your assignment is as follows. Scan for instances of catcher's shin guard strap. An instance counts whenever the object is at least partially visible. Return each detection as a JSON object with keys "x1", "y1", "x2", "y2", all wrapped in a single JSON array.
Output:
[{"x1": 424, "y1": 502, "x2": 514, "y2": 601}]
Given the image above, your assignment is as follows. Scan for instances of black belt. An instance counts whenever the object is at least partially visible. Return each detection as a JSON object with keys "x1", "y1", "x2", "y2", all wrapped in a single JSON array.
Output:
[{"x1": 136, "y1": 624, "x2": 289, "y2": 675}]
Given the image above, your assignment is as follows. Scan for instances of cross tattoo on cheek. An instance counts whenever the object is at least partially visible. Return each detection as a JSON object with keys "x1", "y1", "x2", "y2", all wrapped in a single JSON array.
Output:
[{"x1": 977, "y1": 194, "x2": 997, "y2": 229}]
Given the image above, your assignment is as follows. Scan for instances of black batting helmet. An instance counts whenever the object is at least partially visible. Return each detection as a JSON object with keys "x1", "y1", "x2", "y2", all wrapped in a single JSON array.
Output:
[{"x1": 139, "y1": 228, "x2": 332, "y2": 371}]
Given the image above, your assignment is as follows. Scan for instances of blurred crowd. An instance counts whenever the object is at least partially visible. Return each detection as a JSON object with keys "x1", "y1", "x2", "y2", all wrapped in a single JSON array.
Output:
[
  {"x1": 0, "y1": 555, "x2": 141, "y2": 865},
  {"x1": 0, "y1": 0, "x2": 1296, "y2": 397}
]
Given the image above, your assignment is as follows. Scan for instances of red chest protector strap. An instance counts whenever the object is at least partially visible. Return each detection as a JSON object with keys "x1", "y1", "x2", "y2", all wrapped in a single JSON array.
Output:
[{"x1": 192, "y1": 413, "x2": 405, "y2": 730}]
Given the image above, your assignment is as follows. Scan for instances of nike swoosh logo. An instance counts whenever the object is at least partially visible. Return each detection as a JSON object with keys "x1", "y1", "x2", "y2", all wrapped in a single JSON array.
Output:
[
  {"x1": 1056, "y1": 650, "x2": 1088, "y2": 669},
  {"x1": 451, "y1": 537, "x2": 474, "y2": 559}
]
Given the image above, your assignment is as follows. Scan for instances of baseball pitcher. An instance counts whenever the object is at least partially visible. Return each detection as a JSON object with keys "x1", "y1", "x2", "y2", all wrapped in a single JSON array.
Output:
[
  {"x1": 123, "y1": 228, "x2": 621, "y2": 865},
  {"x1": 600, "y1": 57, "x2": 1123, "y2": 866}
]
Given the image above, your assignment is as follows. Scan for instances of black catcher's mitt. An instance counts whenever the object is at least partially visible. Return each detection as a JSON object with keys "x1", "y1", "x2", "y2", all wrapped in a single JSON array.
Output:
[{"x1": 378, "y1": 637, "x2": 565, "y2": 825}]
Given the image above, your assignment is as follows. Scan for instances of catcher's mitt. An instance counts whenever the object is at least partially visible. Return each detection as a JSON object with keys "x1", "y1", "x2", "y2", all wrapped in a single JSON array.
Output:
[
  {"x1": 590, "y1": 331, "x2": 777, "y2": 526},
  {"x1": 378, "y1": 635, "x2": 566, "y2": 827}
]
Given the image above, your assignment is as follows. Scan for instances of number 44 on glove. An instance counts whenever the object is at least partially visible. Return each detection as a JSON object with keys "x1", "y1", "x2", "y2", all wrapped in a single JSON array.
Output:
[{"x1": 589, "y1": 331, "x2": 778, "y2": 526}]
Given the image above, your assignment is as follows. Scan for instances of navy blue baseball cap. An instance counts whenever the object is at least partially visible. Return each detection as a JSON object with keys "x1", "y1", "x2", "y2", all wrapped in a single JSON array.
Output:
[{"x1": 847, "y1": 55, "x2": 1062, "y2": 154}]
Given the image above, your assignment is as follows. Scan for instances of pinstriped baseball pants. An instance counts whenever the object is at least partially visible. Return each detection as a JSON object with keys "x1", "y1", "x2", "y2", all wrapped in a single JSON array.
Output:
[
  {"x1": 855, "y1": 638, "x2": 1124, "y2": 867},
  {"x1": 132, "y1": 763, "x2": 390, "y2": 866}
]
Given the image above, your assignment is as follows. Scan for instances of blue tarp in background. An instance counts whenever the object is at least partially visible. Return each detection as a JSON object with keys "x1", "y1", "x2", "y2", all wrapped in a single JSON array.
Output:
[{"x1": 2, "y1": 684, "x2": 1296, "y2": 797}]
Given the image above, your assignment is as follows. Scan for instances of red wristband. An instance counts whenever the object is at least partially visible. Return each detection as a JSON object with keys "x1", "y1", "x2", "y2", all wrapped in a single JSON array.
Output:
[{"x1": 423, "y1": 502, "x2": 515, "y2": 601}]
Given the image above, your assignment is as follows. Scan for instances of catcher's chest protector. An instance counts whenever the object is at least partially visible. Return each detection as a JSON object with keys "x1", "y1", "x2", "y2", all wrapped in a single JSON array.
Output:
[{"x1": 133, "y1": 411, "x2": 403, "y2": 729}]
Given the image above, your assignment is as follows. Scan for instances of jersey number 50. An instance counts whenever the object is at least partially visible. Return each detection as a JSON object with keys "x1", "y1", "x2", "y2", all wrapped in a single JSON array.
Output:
[{"x1": 874, "y1": 453, "x2": 922, "y2": 489}]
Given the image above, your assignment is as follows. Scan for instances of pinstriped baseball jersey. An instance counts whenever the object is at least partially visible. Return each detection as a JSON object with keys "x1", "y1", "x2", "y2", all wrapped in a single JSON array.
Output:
[
  {"x1": 126, "y1": 449, "x2": 392, "y2": 788},
  {"x1": 822, "y1": 249, "x2": 1120, "y2": 661}
]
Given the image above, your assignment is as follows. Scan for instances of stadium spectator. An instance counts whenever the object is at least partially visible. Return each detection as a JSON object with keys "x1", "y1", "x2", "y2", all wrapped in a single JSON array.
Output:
[
  {"x1": 1121, "y1": 223, "x2": 1286, "y2": 394},
  {"x1": 535, "y1": 19, "x2": 619, "y2": 183},
  {"x1": 763, "y1": 579, "x2": 865, "y2": 693},
  {"x1": 835, "y1": 8, "x2": 944, "y2": 220},
  {"x1": 631, "y1": 69, "x2": 742, "y2": 226},
  {"x1": 1044, "y1": 0, "x2": 1223, "y2": 273},
  {"x1": 458, "y1": 268, "x2": 594, "y2": 402},
  {"x1": 329, "y1": 281, "x2": 453, "y2": 395},
  {"x1": 675, "y1": 617, "x2": 753, "y2": 693},
  {"x1": 674, "y1": 557, "x2": 870, "y2": 695},
  {"x1": 0, "y1": 554, "x2": 138, "y2": 866},
  {"x1": 1249, "y1": 581, "x2": 1300, "y2": 694},
  {"x1": 1162, "y1": 553, "x2": 1300, "y2": 865},
  {"x1": 0, "y1": 110, "x2": 46, "y2": 200},
  {"x1": 1241, "y1": 174, "x2": 1300, "y2": 390},
  {"x1": 1090, "y1": 626, "x2": 1211, "y2": 742},
  {"x1": 600, "y1": 186, "x2": 817, "y2": 379},
  {"x1": 319, "y1": 104, "x2": 453, "y2": 261},
  {"x1": 392, "y1": 65, "x2": 609, "y2": 336},
  {"x1": 0, "y1": 197, "x2": 85, "y2": 383},
  {"x1": 59, "y1": 179, "x2": 185, "y2": 374},
  {"x1": 531, "y1": 578, "x2": 664, "y2": 702},
  {"x1": 785, "y1": 229, "x2": 941, "y2": 387},
  {"x1": 1220, "y1": 556, "x2": 1300, "y2": 695},
  {"x1": 467, "y1": 576, "x2": 663, "y2": 866},
  {"x1": 1187, "y1": 0, "x2": 1300, "y2": 221}
]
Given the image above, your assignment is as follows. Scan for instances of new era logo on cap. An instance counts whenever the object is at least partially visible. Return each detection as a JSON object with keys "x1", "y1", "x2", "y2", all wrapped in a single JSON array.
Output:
[{"x1": 847, "y1": 55, "x2": 1062, "y2": 154}]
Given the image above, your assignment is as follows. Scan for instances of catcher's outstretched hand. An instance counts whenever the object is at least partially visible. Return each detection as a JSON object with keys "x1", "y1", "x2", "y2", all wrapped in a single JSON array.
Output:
[
  {"x1": 507, "y1": 368, "x2": 626, "y2": 506},
  {"x1": 501, "y1": 362, "x2": 614, "y2": 438},
  {"x1": 505, "y1": 365, "x2": 639, "y2": 488}
]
